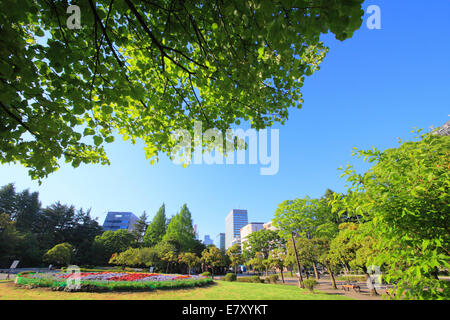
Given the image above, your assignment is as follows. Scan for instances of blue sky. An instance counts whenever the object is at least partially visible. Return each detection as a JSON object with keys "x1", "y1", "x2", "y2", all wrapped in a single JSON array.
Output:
[{"x1": 1, "y1": 0, "x2": 449, "y2": 246}]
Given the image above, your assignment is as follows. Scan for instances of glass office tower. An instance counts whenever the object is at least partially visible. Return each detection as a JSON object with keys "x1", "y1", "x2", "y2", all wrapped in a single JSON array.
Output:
[{"x1": 225, "y1": 209, "x2": 248, "y2": 250}]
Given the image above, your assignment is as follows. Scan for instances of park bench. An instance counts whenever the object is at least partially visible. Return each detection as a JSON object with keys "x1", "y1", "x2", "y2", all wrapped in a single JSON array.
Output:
[{"x1": 342, "y1": 283, "x2": 361, "y2": 292}]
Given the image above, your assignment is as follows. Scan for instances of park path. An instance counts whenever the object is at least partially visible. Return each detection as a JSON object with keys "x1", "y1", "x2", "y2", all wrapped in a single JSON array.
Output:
[
  {"x1": 280, "y1": 276, "x2": 384, "y2": 300},
  {"x1": 216, "y1": 274, "x2": 385, "y2": 300}
]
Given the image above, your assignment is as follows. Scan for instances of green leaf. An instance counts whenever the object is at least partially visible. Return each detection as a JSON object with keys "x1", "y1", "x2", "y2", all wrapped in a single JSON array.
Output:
[{"x1": 93, "y1": 136, "x2": 103, "y2": 146}]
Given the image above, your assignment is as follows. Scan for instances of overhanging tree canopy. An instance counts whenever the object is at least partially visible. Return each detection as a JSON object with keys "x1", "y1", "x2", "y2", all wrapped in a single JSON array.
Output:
[{"x1": 1, "y1": 0, "x2": 364, "y2": 179}]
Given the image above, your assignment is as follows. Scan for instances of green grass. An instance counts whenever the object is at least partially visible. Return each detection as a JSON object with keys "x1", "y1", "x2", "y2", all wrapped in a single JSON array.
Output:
[{"x1": 0, "y1": 281, "x2": 353, "y2": 300}]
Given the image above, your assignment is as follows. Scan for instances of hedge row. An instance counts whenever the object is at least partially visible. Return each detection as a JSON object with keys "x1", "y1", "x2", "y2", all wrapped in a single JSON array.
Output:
[
  {"x1": 336, "y1": 275, "x2": 367, "y2": 282},
  {"x1": 236, "y1": 276, "x2": 264, "y2": 283}
]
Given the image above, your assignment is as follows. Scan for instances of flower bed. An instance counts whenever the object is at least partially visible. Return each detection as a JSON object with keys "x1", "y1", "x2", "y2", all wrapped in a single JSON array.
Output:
[{"x1": 15, "y1": 271, "x2": 212, "y2": 292}]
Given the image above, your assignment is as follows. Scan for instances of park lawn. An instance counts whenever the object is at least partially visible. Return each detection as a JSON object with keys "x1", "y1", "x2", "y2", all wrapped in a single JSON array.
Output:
[{"x1": 0, "y1": 280, "x2": 352, "y2": 300}]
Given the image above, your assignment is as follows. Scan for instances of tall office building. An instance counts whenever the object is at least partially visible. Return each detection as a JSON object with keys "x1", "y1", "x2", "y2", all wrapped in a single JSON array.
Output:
[
  {"x1": 203, "y1": 235, "x2": 213, "y2": 246},
  {"x1": 225, "y1": 209, "x2": 248, "y2": 250},
  {"x1": 102, "y1": 212, "x2": 139, "y2": 232},
  {"x1": 194, "y1": 224, "x2": 199, "y2": 240},
  {"x1": 217, "y1": 233, "x2": 226, "y2": 251},
  {"x1": 240, "y1": 222, "x2": 265, "y2": 246}
]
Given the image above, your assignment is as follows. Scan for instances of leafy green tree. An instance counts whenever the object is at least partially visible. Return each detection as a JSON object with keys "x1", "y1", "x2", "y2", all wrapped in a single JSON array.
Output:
[
  {"x1": 143, "y1": 204, "x2": 166, "y2": 247},
  {"x1": 201, "y1": 246, "x2": 227, "y2": 279},
  {"x1": 137, "y1": 247, "x2": 160, "y2": 269},
  {"x1": 274, "y1": 197, "x2": 320, "y2": 239},
  {"x1": 154, "y1": 240, "x2": 178, "y2": 273},
  {"x1": 226, "y1": 243, "x2": 244, "y2": 274},
  {"x1": 314, "y1": 237, "x2": 339, "y2": 289},
  {"x1": 69, "y1": 208, "x2": 104, "y2": 265},
  {"x1": 16, "y1": 232, "x2": 42, "y2": 267},
  {"x1": 287, "y1": 237, "x2": 324, "y2": 280},
  {"x1": 179, "y1": 252, "x2": 200, "y2": 275},
  {"x1": 328, "y1": 223, "x2": 359, "y2": 274},
  {"x1": 0, "y1": 183, "x2": 103, "y2": 267},
  {"x1": 273, "y1": 197, "x2": 321, "y2": 287},
  {"x1": 163, "y1": 204, "x2": 196, "y2": 252},
  {"x1": 0, "y1": 184, "x2": 17, "y2": 216},
  {"x1": 43, "y1": 242, "x2": 73, "y2": 267},
  {"x1": 0, "y1": 184, "x2": 41, "y2": 233},
  {"x1": 191, "y1": 239, "x2": 208, "y2": 257},
  {"x1": 109, "y1": 247, "x2": 140, "y2": 268},
  {"x1": 0, "y1": 0, "x2": 364, "y2": 180},
  {"x1": 246, "y1": 252, "x2": 266, "y2": 276},
  {"x1": 110, "y1": 247, "x2": 161, "y2": 269},
  {"x1": 242, "y1": 229, "x2": 284, "y2": 260},
  {"x1": 0, "y1": 213, "x2": 23, "y2": 267},
  {"x1": 32, "y1": 203, "x2": 103, "y2": 265},
  {"x1": 274, "y1": 192, "x2": 347, "y2": 288},
  {"x1": 338, "y1": 130, "x2": 450, "y2": 299},
  {"x1": 92, "y1": 229, "x2": 135, "y2": 266},
  {"x1": 268, "y1": 248, "x2": 287, "y2": 283}
]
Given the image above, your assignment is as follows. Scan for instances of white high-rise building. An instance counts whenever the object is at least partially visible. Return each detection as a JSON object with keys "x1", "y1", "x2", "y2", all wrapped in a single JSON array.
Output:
[
  {"x1": 240, "y1": 222, "x2": 265, "y2": 246},
  {"x1": 263, "y1": 220, "x2": 277, "y2": 231},
  {"x1": 225, "y1": 209, "x2": 248, "y2": 250}
]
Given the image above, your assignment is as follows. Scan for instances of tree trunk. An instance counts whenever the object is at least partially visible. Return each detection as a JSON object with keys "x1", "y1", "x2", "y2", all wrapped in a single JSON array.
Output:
[
  {"x1": 344, "y1": 263, "x2": 351, "y2": 274},
  {"x1": 211, "y1": 267, "x2": 214, "y2": 280},
  {"x1": 280, "y1": 269, "x2": 285, "y2": 283},
  {"x1": 291, "y1": 232, "x2": 304, "y2": 288},
  {"x1": 313, "y1": 263, "x2": 320, "y2": 280},
  {"x1": 326, "y1": 263, "x2": 337, "y2": 289}
]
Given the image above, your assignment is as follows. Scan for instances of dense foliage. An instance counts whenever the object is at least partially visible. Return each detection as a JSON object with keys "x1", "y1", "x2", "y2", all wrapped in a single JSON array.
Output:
[
  {"x1": 1, "y1": 0, "x2": 364, "y2": 179},
  {"x1": 272, "y1": 129, "x2": 449, "y2": 299},
  {"x1": 334, "y1": 130, "x2": 450, "y2": 299},
  {"x1": 0, "y1": 184, "x2": 102, "y2": 267},
  {"x1": 43, "y1": 242, "x2": 73, "y2": 267},
  {"x1": 143, "y1": 204, "x2": 166, "y2": 246}
]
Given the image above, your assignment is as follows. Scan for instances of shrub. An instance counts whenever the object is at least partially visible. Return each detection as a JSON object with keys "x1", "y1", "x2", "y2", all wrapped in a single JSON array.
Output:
[
  {"x1": 200, "y1": 272, "x2": 211, "y2": 277},
  {"x1": 303, "y1": 279, "x2": 318, "y2": 292},
  {"x1": 268, "y1": 274, "x2": 279, "y2": 284},
  {"x1": 60, "y1": 267, "x2": 148, "y2": 274},
  {"x1": 17, "y1": 271, "x2": 36, "y2": 275},
  {"x1": 237, "y1": 276, "x2": 263, "y2": 283},
  {"x1": 224, "y1": 273, "x2": 237, "y2": 282},
  {"x1": 337, "y1": 275, "x2": 366, "y2": 282}
]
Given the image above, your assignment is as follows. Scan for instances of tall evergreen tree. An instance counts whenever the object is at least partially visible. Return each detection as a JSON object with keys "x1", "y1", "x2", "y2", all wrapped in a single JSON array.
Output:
[
  {"x1": 0, "y1": 184, "x2": 41, "y2": 232},
  {"x1": 143, "y1": 204, "x2": 166, "y2": 247},
  {"x1": 163, "y1": 204, "x2": 196, "y2": 252},
  {"x1": 132, "y1": 211, "x2": 149, "y2": 244},
  {"x1": 0, "y1": 184, "x2": 17, "y2": 216},
  {"x1": 15, "y1": 189, "x2": 41, "y2": 232}
]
